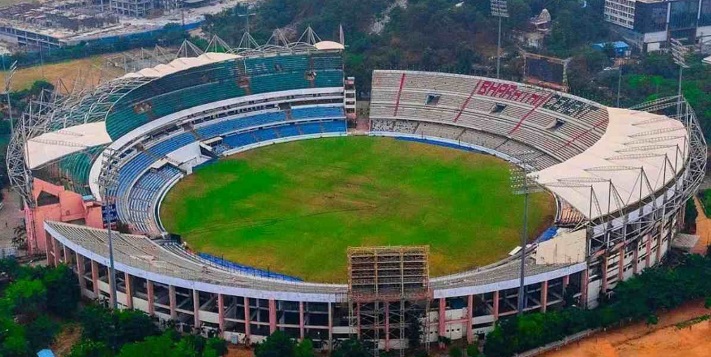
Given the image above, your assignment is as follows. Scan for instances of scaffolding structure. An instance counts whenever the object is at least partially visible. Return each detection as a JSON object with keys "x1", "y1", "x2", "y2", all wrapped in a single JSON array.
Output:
[{"x1": 347, "y1": 246, "x2": 431, "y2": 357}]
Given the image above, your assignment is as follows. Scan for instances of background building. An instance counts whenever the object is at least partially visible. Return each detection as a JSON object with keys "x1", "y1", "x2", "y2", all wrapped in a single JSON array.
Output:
[{"x1": 604, "y1": 0, "x2": 711, "y2": 52}]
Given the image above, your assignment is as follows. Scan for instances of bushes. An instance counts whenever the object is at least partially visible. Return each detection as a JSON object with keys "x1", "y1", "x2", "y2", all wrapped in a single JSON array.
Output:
[
  {"x1": 698, "y1": 190, "x2": 711, "y2": 216},
  {"x1": 484, "y1": 253, "x2": 711, "y2": 356}
]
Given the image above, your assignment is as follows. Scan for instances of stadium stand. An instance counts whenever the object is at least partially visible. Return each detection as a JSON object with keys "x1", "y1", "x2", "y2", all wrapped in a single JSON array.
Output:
[
  {"x1": 105, "y1": 54, "x2": 344, "y2": 140},
  {"x1": 370, "y1": 70, "x2": 610, "y2": 163}
]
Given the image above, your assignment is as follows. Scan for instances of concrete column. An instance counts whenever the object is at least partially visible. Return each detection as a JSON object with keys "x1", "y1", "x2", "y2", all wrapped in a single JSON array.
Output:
[
  {"x1": 268, "y1": 299, "x2": 277, "y2": 333},
  {"x1": 581, "y1": 268, "x2": 589, "y2": 308},
  {"x1": 193, "y1": 290, "x2": 200, "y2": 329},
  {"x1": 124, "y1": 272, "x2": 133, "y2": 309},
  {"x1": 601, "y1": 255, "x2": 608, "y2": 293},
  {"x1": 45, "y1": 233, "x2": 54, "y2": 265},
  {"x1": 562, "y1": 274, "x2": 569, "y2": 289},
  {"x1": 540, "y1": 281, "x2": 549, "y2": 312},
  {"x1": 91, "y1": 260, "x2": 99, "y2": 296},
  {"x1": 645, "y1": 235, "x2": 652, "y2": 268},
  {"x1": 655, "y1": 235, "x2": 662, "y2": 262},
  {"x1": 617, "y1": 246, "x2": 625, "y2": 281},
  {"x1": 169, "y1": 285, "x2": 177, "y2": 320},
  {"x1": 438, "y1": 298, "x2": 446, "y2": 339},
  {"x1": 107, "y1": 267, "x2": 115, "y2": 308},
  {"x1": 356, "y1": 303, "x2": 361, "y2": 338},
  {"x1": 146, "y1": 281, "x2": 155, "y2": 316},
  {"x1": 328, "y1": 302, "x2": 334, "y2": 351},
  {"x1": 52, "y1": 237, "x2": 60, "y2": 267},
  {"x1": 466, "y1": 295, "x2": 474, "y2": 343},
  {"x1": 493, "y1": 291, "x2": 500, "y2": 320},
  {"x1": 244, "y1": 299, "x2": 251, "y2": 342},
  {"x1": 633, "y1": 244, "x2": 640, "y2": 274},
  {"x1": 384, "y1": 303, "x2": 390, "y2": 351},
  {"x1": 218, "y1": 294, "x2": 225, "y2": 335},
  {"x1": 62, "y1": 245, "x2": 70, "y2": 265},
  {"x1": 299, "y1": 301, "x2": 305, "y2": 340},
  {"x1": 76, "y1": 254, "x2": 86, "y2": 292}
]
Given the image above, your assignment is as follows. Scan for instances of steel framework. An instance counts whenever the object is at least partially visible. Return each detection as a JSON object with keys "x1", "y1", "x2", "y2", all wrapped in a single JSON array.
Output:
[
  {"x1": 347, "y1": 246, "x2": 431, "y2": 356},
  {"x1": 6, "y1": 27, "x2": 342, "y2": 208}
]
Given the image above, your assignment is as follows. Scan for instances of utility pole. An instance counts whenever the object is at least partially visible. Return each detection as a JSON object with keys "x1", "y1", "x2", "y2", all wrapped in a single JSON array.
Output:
[
  {"x1": 510, "y1": 152, "x2": 543, "y2": 315},
  {"x1": 490, "y1": 0, "x2": 509, "y2": 79}
]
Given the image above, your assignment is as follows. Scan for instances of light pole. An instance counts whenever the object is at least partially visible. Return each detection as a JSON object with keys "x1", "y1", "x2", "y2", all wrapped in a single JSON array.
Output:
[
  {"x1": 670, "y1": 38, "x2": 689, "y2": 116},
  {"x1": 510, "y1": 152, "x2": 543, "y2": 315},
  {"x1": 490, "y1": 0, "x2": 509, "y2": 79},
  {"x1": 3, "y1": 61, "x2": 16, "y2": 134},
  {"x1": 100, "y1": 150, "x2": 120, "y2": 310},
  {"x1": 616, "y1": 65, "x2": 622, "y2": 107}
]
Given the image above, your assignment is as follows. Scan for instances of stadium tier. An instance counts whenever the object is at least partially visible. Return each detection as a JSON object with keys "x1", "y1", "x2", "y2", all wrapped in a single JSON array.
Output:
[{"x1": 7, "y1": 45, "x2": 706, "y2": 353}]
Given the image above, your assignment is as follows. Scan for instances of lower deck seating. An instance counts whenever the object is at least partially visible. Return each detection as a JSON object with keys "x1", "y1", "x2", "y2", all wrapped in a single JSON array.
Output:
[
  {"x1": 370, "y1": 119, "x2": 559, "y2": 170},
  {"x1": 115, "y1": 117, "x2": 347, "y2": 233}
]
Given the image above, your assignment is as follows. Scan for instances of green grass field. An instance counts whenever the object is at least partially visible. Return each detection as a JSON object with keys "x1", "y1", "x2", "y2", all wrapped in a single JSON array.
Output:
[{"x1": 161, "y1": 137, "x2": 555, "y2": 283}]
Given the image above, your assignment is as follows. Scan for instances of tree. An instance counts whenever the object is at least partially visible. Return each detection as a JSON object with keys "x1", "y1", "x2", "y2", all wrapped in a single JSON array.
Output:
[
  {"x1": 42, "y1": 264, "x2": 81, "y2": 317},
  {"x1": 0, "y1": 317, "x2": 28, "y2": 357},
  {"x1": 466, "y1": 344, "x2": 481, "y2": 357},
  {"x1": 294, "y1": 339, "x2": 315, "y2": 357},
  {"x1": 26, "y1": 314, "x2": 59, "y2": 353},
  {"x1": 332, "y1": 338, "x2": 369, "y2": 357},
  {"x1": 449, "y1": 346, "x2": 463, "y2": 357},
  {"x1": 2, "y1": 278, "x2": 47, "y2": 320},
  {"x1": 67, "y1": 340, "x2": 112, "y2": 357},
  {"x1": 11, "y1": 224, "x2": 26, "y2": 250},
  {"x1": 255, "y1": 331, "x2": 296, "y2": 357}
]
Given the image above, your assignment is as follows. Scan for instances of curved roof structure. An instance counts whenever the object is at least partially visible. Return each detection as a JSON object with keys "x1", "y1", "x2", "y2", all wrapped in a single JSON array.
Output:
[
  {"x1": 534, "y1": 107, "x2": 688, "y2": 220},
  {"x1": 125, "y1": 52, "x2": 240, "y2": 79},
  {"x1": 314, "y1": 41, "x2": 345, "y2": 51},
  {"x1": 26, "y1": 122, "x2": 112, "y2": 169}
]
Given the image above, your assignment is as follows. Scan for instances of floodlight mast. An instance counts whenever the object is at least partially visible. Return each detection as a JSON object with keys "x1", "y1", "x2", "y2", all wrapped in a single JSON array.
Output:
[
  {"x1": 670, "y1": 38, "x2": 688, "y2": 116},
  {"x1": 100, "y1": 149, "x2": 120, "y2": 310},
  {"x1": 510, "y1": 152, "x2": 543, "y2": 315},
  {"x1": 491, "y1": 0, "x2": 509, "y2": 79}
]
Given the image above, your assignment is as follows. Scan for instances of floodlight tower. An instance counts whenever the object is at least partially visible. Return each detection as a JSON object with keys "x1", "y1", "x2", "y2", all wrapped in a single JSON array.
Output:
[
  {"x1": 3, "y1": 61, "x2": 16, "y2": 134},
  {"x1": 99, "y1": 149, "x2": 121, "y2": 310},
  {"x1": 670, "y1": 38, "x2": 689, "y2": 116},
  {"x1": 510, "y1": 152, "x2": 543, "y2": 315},
  {"x1": 491, "y1": 0, "x2": 509, "y2": 79}
]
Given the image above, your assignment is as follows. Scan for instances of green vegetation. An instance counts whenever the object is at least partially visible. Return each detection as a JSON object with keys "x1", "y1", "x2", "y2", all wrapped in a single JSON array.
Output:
[
  {"x1": 684, "y1": 198, "x2": 698, "y2": 233},
  {"x1": 0, "y1": 258, "x2": 227, "y2": 357},
  {"x1": 205, "y1": 0, "x2": 711, "y2": 140},
  {"x1": 162, "y1": 137, "x2": 554, "y2": 282},
  {"x1": 698, "y1": 189, "x2": 711, "y2": 216},
  {"x1": 0, "y1": 259, "x2": 80, "y2": 356},
  {"x1": 483, "y1": 253, "x2": 711, "y2": 357}
]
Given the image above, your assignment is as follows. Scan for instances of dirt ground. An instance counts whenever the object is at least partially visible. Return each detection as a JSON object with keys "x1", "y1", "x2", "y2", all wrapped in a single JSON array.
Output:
[
  {"x1": 52, "y1": 323, "x2": 82, "y2": 357},
  {"x1": 0, "y1": 55, "x2": 124, "y2": 94}
]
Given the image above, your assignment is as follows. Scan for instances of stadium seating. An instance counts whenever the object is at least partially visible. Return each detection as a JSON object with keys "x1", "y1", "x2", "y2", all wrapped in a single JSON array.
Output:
[
  {"x1": 106, "y1": 54, "x2": 345, "y2": 140},
  {"x1": 115, "y1": 118, "x2": 347, "y2": 232},
  {"x1": 370, "y1": 70, "x2": 610, "y2": 162},
  {"x1": 57, "y1": 145, "x2": 106, "y2": 196},
  {"x1": 195, "y1": 112, "x2": 287, "y2": 139},
  {"x1": 125, "y1": 165, "x2": 183, "y2": 232}
]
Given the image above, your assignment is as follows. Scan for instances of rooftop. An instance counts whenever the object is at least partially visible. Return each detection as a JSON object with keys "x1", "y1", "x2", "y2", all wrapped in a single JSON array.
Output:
[{"x1": 534, "y1": 107, "x2": 688, "y2": 220}]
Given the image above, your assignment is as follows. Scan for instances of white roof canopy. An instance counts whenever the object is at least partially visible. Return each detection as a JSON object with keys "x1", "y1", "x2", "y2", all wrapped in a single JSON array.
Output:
[
  {"x1": 123, "y1": 52, "x2": 240, "y2": 79},
  {"x1": 534, "y1": 107, "x2": 688, "y2": 220},
  {"x1": 26, "y1": 122, "x2": 112, "y2": 169}
]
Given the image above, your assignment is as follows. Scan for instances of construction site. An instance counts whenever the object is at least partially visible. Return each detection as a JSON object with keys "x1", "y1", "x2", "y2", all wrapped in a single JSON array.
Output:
[{"x1": 0, "y1": 0, "x2": 247, "y2": 50}]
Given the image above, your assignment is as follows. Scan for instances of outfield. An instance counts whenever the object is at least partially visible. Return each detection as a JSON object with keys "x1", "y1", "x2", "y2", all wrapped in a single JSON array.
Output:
[{"x1": 161, "y1": 137, "x2": 555, "y2": 283}]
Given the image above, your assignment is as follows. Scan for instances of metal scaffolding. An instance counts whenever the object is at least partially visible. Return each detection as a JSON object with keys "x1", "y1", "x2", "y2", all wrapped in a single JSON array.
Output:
[{"x1": 347, "y1": 246, "x2": 431, "y2": 356}]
